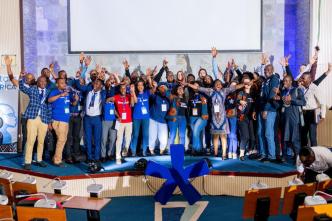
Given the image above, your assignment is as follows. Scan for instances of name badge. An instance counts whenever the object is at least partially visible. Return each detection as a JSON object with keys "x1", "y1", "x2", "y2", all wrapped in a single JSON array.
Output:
[
  {"x1": 192, "y1": 108, "x2": 198, "y2": 116},
  {"x1": 180, "y1": 102, "x2": 187, "y2": 108},
  {"x1": 161, "y1": 104, "x2": 167, "y2": 112},
  {"x1": 65, "y1": 108, "x2": 70, "y2": 114},
  {"x1": 141, "y1": 106, "x2": 148, "y2": 115},
  {"x1": 110, "y1": 109, "x2": 114, "y2": 115},
  {"x1": 214, "y1": 104, "x2": 220, "y2": 113},
  {"x1": 122, "y1": 112, "x2": 127, "y2": 120},
  {"x1": 78, "y1": 105, "x2": 82, "y2": 111}
]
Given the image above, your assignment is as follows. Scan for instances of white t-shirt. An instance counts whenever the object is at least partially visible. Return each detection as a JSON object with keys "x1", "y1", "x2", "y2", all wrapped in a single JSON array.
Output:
[{"x1": 297, "y1": 146, "x2": 332, "y2": 173}]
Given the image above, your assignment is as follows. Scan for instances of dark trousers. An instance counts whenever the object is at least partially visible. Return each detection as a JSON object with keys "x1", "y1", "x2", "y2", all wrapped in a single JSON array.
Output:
[
  {"x1": 84, "y1": 115, "x2": 102, "y2": 161},
  {"x1": 238, "y1": 118, "x2": 255, "y2": 150},
  {"x1": 274, "y1": 111, "x2": 282, "y2": 158},
  {"x1": 64, "y1": 115, "x2": 82, "y2": 160},
  {"x1": 21, "y1": 116, "x2": 28, "y2": 152},
  {"x1": 301, "y1": 110, "x2": 317, "y2": 147},
  {"x1": 303, "y1": 168, "x2": 332, "y2": 183}
]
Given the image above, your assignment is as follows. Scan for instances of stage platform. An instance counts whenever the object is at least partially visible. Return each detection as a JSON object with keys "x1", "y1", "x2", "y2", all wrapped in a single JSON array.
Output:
[{"x1": 0, "y1": 154, "x2": 298, "y2": 198}]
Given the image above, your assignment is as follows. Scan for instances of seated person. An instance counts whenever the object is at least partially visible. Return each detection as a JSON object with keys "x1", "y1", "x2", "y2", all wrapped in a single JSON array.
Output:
[{"x1": 297, "y1": 146, "x2": 332, "y2": 183}]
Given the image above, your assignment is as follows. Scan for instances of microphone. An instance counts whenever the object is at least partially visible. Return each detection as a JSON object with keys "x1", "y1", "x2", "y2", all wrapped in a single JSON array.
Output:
[
  {"x1": 249, "y1": 180, "x2": 268, "y2": 190},
  {"x1": 0, "y1": 170, "x2": 13, "y2": 180},
  {"x1": 43, "y1": 177, "x2": 67, "y2": 194},
  {"x1": 84, "y1": 174, "x2": 103, "y2": 198},
  {"x1": 304, "y1": 191, "x2": 332, "y2": 206},
  {"x1": 16, "y1": 193, "x2": 57, "y2": 208}
]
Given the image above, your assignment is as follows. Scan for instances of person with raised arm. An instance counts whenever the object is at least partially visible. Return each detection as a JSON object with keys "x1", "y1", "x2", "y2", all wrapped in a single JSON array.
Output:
[
  {"x1": 130, "y1": 69, "x2": 154, "y2": 157},
  {"x1": 75, "y1": 72, "x2": 107, "y2": 164},
  {"x1": 300, "y1": 63, "x2": 331, "y2": 147},
  {"x1": 111, "y1": 84, "x2": 135, "y2": 164},
  {"x1": 236, "y1": 75, "x2": 255, "y2": 161},
  {"x1": 186, "y1": 80, "x2": 243, "y2": 159},
  {"x1": 5, "y1": 55, "x2": 36, "y2": 153},
  {"x1": 19, "y1": 75, "x2": 52, "y2": 170}
]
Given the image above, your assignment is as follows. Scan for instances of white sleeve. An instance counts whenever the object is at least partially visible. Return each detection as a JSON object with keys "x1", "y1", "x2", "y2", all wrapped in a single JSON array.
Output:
[
  {"x1": 321, "y1": 148, "x2": 332, "y2": 167},
  {"x1": 296, "y1": 156, "x2": 304, "y2": 173}
]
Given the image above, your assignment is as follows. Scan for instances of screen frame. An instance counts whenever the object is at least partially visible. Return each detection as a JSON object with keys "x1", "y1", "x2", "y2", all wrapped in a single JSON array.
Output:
[{"x1": 67, "y1": 0, "x2": 263, "y2": 54}]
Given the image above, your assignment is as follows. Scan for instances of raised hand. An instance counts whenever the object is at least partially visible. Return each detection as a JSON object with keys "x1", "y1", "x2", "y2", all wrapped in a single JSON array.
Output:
[
  {"x1": 85, "y1": 55, "x2": 92, "y2": 66},
  {"x1": 95, "y1": 64, "x2": 102, "y2": 73},
  {"x1": 285, "y1": 54, "x2": 291, "y2": 66},
  {"x1": 211, "y1": 47, "x2": 218, "y2": 58},
  {"x1": 146, "y1": 68, "x2": 152, "y2": 77},
  {"x1": 4, "y1": 55, "x2": 12, "y2": 66},
  {"x1": 279, "y1": 57, "x2": 286, "y2": 67},
  {"x1": 261, "y1": 53, "x2": 269, "y2": 65},
  {"x1": 123, "y1": 59, "x2": 130, "y2": 70},
  {"x1": 79, "y1": 52, "x2": 85, "y2": 63},
  {"x1": 162, "y1": 58, "x2": 168, "y2": 68}
]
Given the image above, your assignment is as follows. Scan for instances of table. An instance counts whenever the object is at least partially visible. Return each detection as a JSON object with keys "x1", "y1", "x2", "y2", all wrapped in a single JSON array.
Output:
[{"x1": 63, "y1": 196, "x2": 111, "y2": 221}]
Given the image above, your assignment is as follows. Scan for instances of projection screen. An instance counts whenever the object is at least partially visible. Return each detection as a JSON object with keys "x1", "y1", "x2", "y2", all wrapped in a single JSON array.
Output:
[{"x1": 68, "y1": 0, "x2": 262, "y2": 53}]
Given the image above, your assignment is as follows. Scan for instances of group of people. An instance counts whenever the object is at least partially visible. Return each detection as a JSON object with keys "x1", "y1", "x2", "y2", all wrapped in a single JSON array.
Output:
[{"x1": 4, "y1": 47, "x2": 331, "y2": 178}]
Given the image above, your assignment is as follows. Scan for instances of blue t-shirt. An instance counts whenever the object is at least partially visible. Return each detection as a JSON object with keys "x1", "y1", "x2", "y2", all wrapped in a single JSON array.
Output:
[
  {"x1": 49, "y1": 89, "x2": 70, "y2": 123},
  {"x1": 133, "y1": 90, "x2": 150, "y2": 120},
  {"x1": 103, "y1": 102, "x2": 116, "y2": 121},
  {"x1": 150, "y1": 93, "x2": 170, "y2": 123}
]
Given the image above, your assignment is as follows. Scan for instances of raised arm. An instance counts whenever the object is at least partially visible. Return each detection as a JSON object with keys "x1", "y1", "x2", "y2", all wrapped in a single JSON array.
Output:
[
  {"x1": 4, "y1": 55, "x2": 18, "y2": 87},
  {"x1": 153, "y1": 59, "x2": 168, "y2": 83},
  {"x1": 19, "y1": 79, "x2": 32, "y2": 95},
  {"x1": 122, "y1": 59, "x2": 131, "y2": 78},
  {"x1": 211, "y1": 47, "x2": 225, "y2": 83},
  {"x1": 313, "y1": 63, "x2": 331, "y2": 86}
]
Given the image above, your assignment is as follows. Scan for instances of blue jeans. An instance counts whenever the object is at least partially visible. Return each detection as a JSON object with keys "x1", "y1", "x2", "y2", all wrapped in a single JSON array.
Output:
[
  {"x1": 131, "y1": 118, "x2": 149, "y2": 155},
  {"x1": 257, "y1": 111, "x2": 276, "y2": 159},
  {"x1": 227, "y1": 117, "x2": 237, "y2": 154},
  {"x1": 84, "y1": 115, "x2": 102, "y2": 161},
  {"x1": 168, "y1": 116, "x2": 187, "y2": 146},
  {"x1": 190, "y1": 117, "x2": 207, "y2": 152}
]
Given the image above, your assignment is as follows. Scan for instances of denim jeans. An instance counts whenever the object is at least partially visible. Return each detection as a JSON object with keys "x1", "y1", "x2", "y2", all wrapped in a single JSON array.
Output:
[
  {"x1": 190, "y1": 117, "x2": 207, "y2": 152},
  {"x1": 168, "y1": 116, "x2": 187, "y2": 146},
  {"x1": 257, "y1": 111, "x2": 276, "y2": 159},
  {"x1": 131, "y1": 118, "x2": 149, "y2": 155},
  {"x1": 227, "y1": 117, "x2": 238, "y2": 154}
]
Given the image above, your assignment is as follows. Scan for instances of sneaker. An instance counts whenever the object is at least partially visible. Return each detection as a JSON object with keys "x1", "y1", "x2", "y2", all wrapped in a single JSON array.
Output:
[
  {"x1": 240, "y1": 156, "x2": 245, "y2": 161},
  {"x1": 116, "y1": 159, "x2": 122, "y2": 165},
  {"x1": 258, "y1": 156, "x2": 269, "y2": 162},
  {"x1": 232, "y1": 153, "x2": 237, "y2": 160},
  {"x1": 228, "y1": 153, "x2": 233, "y2": 159},
  {"x1": 122, "y1": 149, "x2": 128, "y2": 157},
  {"x1": 36, "y1": 161, "x2": 47, "y2": 167},
  {"x1": 24, "y1": 164, "x2": 32, "y2": 170}
]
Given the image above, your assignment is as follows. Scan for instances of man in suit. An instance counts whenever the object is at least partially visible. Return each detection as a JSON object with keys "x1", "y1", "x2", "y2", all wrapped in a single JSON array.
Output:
[
  {"x1": 75, "y1": 77, "x2": 106, "y2": 163},
  {"x1": 19, "y1": 75, "x2": 52, "y2": 170}
]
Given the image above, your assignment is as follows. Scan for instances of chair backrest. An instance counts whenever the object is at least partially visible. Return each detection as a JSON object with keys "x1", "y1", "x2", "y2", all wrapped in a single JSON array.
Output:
[
  {"x1": 0, "y1": 205, "x2": 13, "y2": 220},
  {"x1": 16, "y1": 206, "x2": 66, "y2": 221}
]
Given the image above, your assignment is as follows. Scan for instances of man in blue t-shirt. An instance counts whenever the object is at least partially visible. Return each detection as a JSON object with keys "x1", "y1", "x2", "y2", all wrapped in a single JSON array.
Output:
[{"x1": 48, "y1": 78, "x2": 75, "y2": 167}]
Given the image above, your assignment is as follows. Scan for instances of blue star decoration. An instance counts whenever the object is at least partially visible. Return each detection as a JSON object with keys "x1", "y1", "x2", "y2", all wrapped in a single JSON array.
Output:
[{"x1": 145, "y1": 144, "x2": 210, "y2": 205}]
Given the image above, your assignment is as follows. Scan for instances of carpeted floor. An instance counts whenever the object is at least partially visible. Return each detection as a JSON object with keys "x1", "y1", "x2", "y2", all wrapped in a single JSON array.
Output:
[
  {"x1": 0, "y1": 154, "x2": 296, "y2": 176},
  {"x1": 65, "y1": 195, "x2": 292, "y2": 221}
]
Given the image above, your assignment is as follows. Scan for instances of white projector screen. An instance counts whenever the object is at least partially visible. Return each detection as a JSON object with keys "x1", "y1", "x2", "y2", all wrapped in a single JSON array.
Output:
[{"x1": 68, "y1": 0, "x2": 262, "y2": 53}]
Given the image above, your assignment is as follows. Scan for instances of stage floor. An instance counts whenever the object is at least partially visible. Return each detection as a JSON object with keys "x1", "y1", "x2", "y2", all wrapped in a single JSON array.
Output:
[{"x1": 0, "y1": 154, "x2": 297, "y2": 178}]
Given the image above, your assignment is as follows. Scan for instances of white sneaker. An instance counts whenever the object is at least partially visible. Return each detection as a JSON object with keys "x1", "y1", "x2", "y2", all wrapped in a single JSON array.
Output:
[
  {"x1": 122, "y1": 149, "x2": 128, "y2": 157},
  {"x1": 228, "y1": 153, "x2": 233, "y2": 159},
  {"x1": 232, "y1": 153, "x2": 237, "y2": 159},
  {"x1": 116, "y1": 159, "x2": 122, "y2": 165}
]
